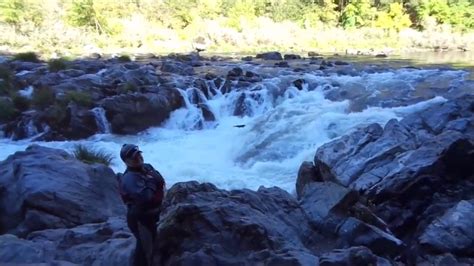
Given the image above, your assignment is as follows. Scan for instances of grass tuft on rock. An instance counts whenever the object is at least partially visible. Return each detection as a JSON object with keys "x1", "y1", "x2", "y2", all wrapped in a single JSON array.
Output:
[
  {"x1": 73, "y1": 144, "x2": 114, "y2": 166},
  {"x1": 48, "y1": 58, "x2": 69, "y2": 72},
  {"x1": 13, "y1": 52, "x2": 40, "y2": 63}
]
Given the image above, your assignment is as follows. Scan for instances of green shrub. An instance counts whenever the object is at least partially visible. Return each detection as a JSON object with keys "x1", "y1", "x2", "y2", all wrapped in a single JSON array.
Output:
[
  {"x1": 44, "y1": 103, "x2": 68, "y2": 124},
  {"x1": 0, "y1": 65, "x2": 13, "y2": 82},
  {"x1": 48, "y1": 58, "x2": 69, "y2": 72},
  {"x1": 13, "y1": 52, "x2": 40, "y2": 62},
  {"x1": 0, "y1": 98, "x2": 19, "y2": 122},
  {"x1": 118, "y1": 82, "x2": 138, "y2": 94},
  {"x1": 0, "y1": 0, "x2": 44, "y2": 27},
  {"x1": 0, "y1": 80, "x2": 10, "y2": 96},
  {"x1": 12, "y1": 93, "x2": 30, "y2": 111},
  {"x1": 117, "y1": 55, "x2": 131, "y2": 62},
  {"x1": 73, "y1": 144, "x2": 114, "y2": 166},
  {"x1": 63, "y1": 90, "x2": 94, "y2": 107},
  {"x1": 32, "y1": 86, "x2": 55, "y2": 109}
]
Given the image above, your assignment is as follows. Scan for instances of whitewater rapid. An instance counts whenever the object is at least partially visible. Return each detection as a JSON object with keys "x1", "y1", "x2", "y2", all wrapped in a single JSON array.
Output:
[{"x1": 0, "y1": 66, "x2": 469, "y2": 193}]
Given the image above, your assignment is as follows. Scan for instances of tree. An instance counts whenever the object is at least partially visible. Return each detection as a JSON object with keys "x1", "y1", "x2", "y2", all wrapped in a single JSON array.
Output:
[
  {"x1": 0, "y1": 0, "x2": 44, "y2": 28},
  {"x1": 375, "y1": 2, "x2": 412, "y2": 31},
  {"x1": 340, "y1": 0, "x2": 375, "y2": 28}
]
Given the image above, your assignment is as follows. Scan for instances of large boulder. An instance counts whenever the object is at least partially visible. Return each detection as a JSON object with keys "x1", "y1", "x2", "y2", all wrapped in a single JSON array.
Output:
[
  {"x1": 160, "y1": 60, "x2": 195, "y2": 75},
  {"x1": 101, "y1": 90, "x2": 184, "y2": 134},
  {"x1": 314, "y1": 95, "x2": 474, "y2": 197},
  {"x1": 256, "y1": 52, "x2": 283, "y2": 61},
  {"x1": 4, "y1": 103, "x2": 100, "y2": 141},
  {"x1": 311, "y1": 95, "x2": 474, "y2": 260},
  {"x1": 295, "y1": 161, "x2": 321, "y2": 198},
  {"x1": 0, "y1": 145, "x2": 125, "y2": 236},
  {"x1": 0, "y1": 217, "x2": 132, "y2": 265},
  {"x1": 319, "y1": 246, "x2": 392, "y2": 266},
  {"x1": 419, "y1": 200, "x2": 474, "y2": 256},
  {"x1": 153, "y1": 181, "x2": 321, "y2": 265},
  {"x1": 101, "y1": 64, "x2": 159, "y2": 89},
  {"x1": 300, "y1": 182, "x2": 404, "y2": 257}
]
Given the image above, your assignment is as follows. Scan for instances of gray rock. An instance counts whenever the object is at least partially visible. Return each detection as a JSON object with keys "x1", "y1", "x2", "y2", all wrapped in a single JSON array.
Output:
[
  {"x1": 314, "y1": 96, "x2": 474, "y2": 196},
  {"x1": 284, "y1": 54, "x2": 302, "y2": 60},
  {"x1": 296, "y1": 161, "x2": 322, "y2": 198},
  {"x1": 154, "y1": 181, "x2": 322, "y2": 265},
  {"x1": 300, "y1": 182, "x2": 358, "y2": 226},
  {"x1": 0, "y1": 217, "x2": 132, "y2": 265},
  {"x1": 319, "y1": 246, "x2": 392, "y2": 266},
  {"x1": 256, "y1": 52, "x2": 283, "y2": 61},
  {"x1": 198, "y1": 103, "x2": 216, "y2": 122},
  {"x1": 419, "y1": 200, "x2": 474, "y2": 256},
  {"x1": 101, "y1": 64, "x2": 159, "y2": 89},
  {"x1": 312, "y1": 96, "x2": 474, "y2": 255},
  {"x1": 337, "y1": 217, "x2": 404, "y2": 257},
  {"x1": 161, "y1": 60, "x2": 194, "y2": 75},
  {"x1": 101, "y1": 90, "x2": 184, "y2": 134},
  {"x1": 0, "y1": 145, "x2": 125, "y2": 236},
  {"x1": 275, "y1": 61, "x2": 290, "y2": 67},
  {"x1": 0, "y1": 234, "x2": 54, "y2": 263},
  {"x1": 67, "y1": 60, "x2": 107, "y2": 74}
]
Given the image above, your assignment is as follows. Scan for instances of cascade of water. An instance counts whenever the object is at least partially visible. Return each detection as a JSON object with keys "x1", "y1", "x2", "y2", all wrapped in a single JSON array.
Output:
[{"x1": 91, "y1": 107, "x2": 112, "y2": 133}]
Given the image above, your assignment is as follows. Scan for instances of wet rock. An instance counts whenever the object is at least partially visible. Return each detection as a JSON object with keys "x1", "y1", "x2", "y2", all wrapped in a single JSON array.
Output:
[
  {"x1": 334, "y1": 61, "x2": 350, "y2": 66},
  {"x1": 188, "y1": 88, "x2": 206, "y2": 105},
  {"x1": 321, "y1": 60, "x2": 334, "y2": 67},
  {"x1": 244, "y1": 71, "x2": 262, "y2": 82},
  {"x1": 242, "y1": 56, "x2": 253, "y2": 61},
  {"x1": 256, "y1": 52, "x2": 283, "y2": 61},
  {"x1": 9, "y1": 61, "x2": 44, "y2": 72},
  {"x1": 319, "y1": 246, "x2": 391, "y2": 266},
  {"x1": 101, "y1": 90, "x2": 184, "y2": 134},
  {"x1": 295, "y1": 161, "x2": 322, "y2": 198},
  {"x1": 311, "y1": 95, "x2": 474, "y2": 261},
  {"x1": 419, "y1": 200, "x2": 474, "y2": 256},
  {"x1": 0, "y1": 217, "x2": 133, "y2": 265},
  {"x1": 100, "y1": 64, "x2": 159, "y2": 89},
  {"x1": 416, "y1": 253, "x2": 474, "y2": 266},
  {"x1": 0, "y1": 234, "x2": 55, "y2": 263},
  {"x1": 68, "y1": 60, "x2": 107, "y2": 74},
  {"x1": 204, "y1": 72, "x2": 217, "y2": 80},
  {"x1": 300, "y1": 182, "x2": 359, "y2": 229},
  {"x1": 154, "y1": 181, "x2": 321, "y2": 265},
  {"x1": 168, "y1": 52, "x2": 200, "y2": 62},
  {"x1": 59, "y1": 103, "x2": 99, "y2": 139},
  {"x1": 0, "y1": 145, "x2": 124, "y2": 237},
  {"x1": 337, "y1": 217, "x2": 404, "y2": 257},
  {"x1": 161, "y1": 60, "x2": 194, "y2": 75},
  {"x1": 233, "y1": 93, "x2": 249, "y2": 117},
  {"x1": 284, "y1": 54, "x2": 301, "y2": 60},
  {"x1": 227, "y1": 67, "x2": 243, "y2": 79},
  {"x1": 293, "y1": 79, "x2": 307, "y2": 90},
  {"x1": 308, "y1": 52, "x2": 321, "y2": 57},
  {"x1": 198, "y1": 103, "x2": 216, "y2": 121},
  {"x1": 220, "y1": 79, "x2": 233, "y2": 94},
  {"x1": 275, "y1": 61, "x2": 290, "y2": 67},
  {"x1": 376, "y1": 54, "x2": 388, "y2": 58},
  {"x1": 193, "y1": 78, "x2": 211, "y2": 98},
  {"x1": 3, "y1": 110, "x2": 46, "y2": 140},
  {"x1": 51, "y1": 73, "x2": 103, "y2": 94}
]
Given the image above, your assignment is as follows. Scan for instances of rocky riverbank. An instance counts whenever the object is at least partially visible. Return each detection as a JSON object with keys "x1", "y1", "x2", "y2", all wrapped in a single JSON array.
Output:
[
  {"x1": 0, "y1": 95, "x2": 472, "y2": 265},
  {"x1": 2, "y1": 52, "x2": 473, "y2": 142}
]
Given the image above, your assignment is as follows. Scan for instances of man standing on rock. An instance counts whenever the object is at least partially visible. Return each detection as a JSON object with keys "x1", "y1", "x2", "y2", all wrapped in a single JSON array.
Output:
[{"x1": 118, "y1": 144, "x2": 166, "y2": 266}]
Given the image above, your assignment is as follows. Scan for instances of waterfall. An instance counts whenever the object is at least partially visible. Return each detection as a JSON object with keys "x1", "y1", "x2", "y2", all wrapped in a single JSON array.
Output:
[{"x1": 92, "y1": 107, "x2": 112, "y2": 133}]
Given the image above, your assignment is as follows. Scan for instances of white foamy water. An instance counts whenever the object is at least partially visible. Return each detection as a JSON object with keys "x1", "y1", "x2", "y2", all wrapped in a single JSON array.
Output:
[{"x1": 0, "y1": 67, "x2": 466, "y2": 193}]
